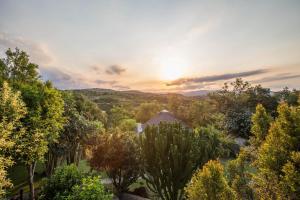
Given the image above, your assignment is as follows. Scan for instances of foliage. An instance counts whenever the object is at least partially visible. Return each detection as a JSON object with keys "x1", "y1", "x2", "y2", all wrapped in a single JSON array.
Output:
[
  {"x1": 67, "y1": 176, "x2": 113, "y2": 200},
  {"x1": 49, "y1": 91, "x2": 104, "y2": 170},
  {"x1": 109, "y1": 105, "x2": 134, "y2": 128},
  {"x1": 89, "y1": 129, "x2": 141, "y2": 193},
  {"x1": 118, "y1": 118, "x2": 137, "y2": 132},
  {"x1": 135, "y1": 102, "x2": 162, "y2": 123},
  {"x1": 194, "y1": 126, "x2": 234, "y2": 160},
  {"x1": 140, "y1": 123, "x2": 225, "y2": 200},
  {"x1": 185, "y1": 160, "x2": 236, "y2": 200},
  {"x1": 0, "y1": 82, "x2": 26, "y2": 197},
  {"x1": 250, "y1": 104, "x2": 272, "y2": 148},
  {"x1": 227, "y1": 149, "x2": 254, "y2": 200},
  {"x1": 1, "y1": 48, "x2": 65, "y2": 200},
  {"x1": 252, "y1": 103, "x2": 300, "y2": 199},
  {"x1": 209, "y1": 78, "x2": 277, "y2": 137},
  {"x1": 40, "y1": 164, "x2": 84, "y2": 200}
]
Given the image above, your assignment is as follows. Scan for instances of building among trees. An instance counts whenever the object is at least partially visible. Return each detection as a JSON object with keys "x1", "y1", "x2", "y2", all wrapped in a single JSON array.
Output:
[{"x1": 136, "y1": 110, "x2": 187, "y2": 133}]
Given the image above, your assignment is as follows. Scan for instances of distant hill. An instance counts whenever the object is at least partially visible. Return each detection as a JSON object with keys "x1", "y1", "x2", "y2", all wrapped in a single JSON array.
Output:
[
  {"x1": 71, "y1": 88, "x2": 195, "y2": 112},
  {"x1": 181, "y1": 90, "x2": 214, "y2": 97}
]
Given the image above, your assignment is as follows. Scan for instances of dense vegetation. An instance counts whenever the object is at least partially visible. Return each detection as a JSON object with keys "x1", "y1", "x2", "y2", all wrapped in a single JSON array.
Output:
[{"x1": 0, "y1": 48, "x2": 299, "y2": 200}]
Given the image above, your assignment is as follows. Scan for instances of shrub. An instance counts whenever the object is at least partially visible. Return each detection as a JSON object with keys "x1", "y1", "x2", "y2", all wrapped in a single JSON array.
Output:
[
  {"x1": 40, "y1": 164, "x2": 84, "y2": 200},
  {"x1": 185, "y1": 160, "x2": 236, "y2": 200},
  {"x1": 89, "y1": 129, "x2": 141, "y2": 194},
  {"x1": 67, "y1": 176, "x2": 113, "y2": 200}
]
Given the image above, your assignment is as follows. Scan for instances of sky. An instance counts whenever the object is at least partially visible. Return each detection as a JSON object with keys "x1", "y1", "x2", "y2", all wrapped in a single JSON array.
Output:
[{"x1": 0, "y1": 0, "x2": 300, "y2": 93}]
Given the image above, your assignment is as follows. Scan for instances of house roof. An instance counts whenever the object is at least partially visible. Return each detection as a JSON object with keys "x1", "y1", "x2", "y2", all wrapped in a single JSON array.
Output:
[{"x1": 141, "y1": 110, "x2": 186, "y2": 131}]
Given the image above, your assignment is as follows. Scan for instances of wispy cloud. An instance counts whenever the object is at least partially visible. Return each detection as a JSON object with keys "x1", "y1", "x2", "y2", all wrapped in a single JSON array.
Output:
[
  {"x1": 167, "y1": 69, "x2": 270, "y2": 86},
  {"x1": 0, "y1": 32, "x2": 53, "y2": 65},
  {"x1": 105, "y1": 65, "x2": 126, "y2": 75},
  {"x1": 252, "y1": 73, "x2": 300, "y2": 84}
]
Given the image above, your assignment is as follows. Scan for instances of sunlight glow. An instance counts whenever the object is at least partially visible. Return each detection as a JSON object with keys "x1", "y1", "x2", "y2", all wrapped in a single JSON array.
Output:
[{"x1": 156, "y1": 55, "x2": 188, "y2": 81}]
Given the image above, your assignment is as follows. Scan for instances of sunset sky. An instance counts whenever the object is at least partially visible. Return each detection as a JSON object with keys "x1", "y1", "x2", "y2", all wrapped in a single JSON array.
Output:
[{"x1": 0, "y1": 0, "x2": 300, "y2": 93}]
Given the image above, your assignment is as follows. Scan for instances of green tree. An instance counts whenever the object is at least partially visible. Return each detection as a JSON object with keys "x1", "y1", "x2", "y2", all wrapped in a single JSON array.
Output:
[
  {"x1": 89, "y1": 129, "x2": 140, "y2": 194},
  {"x1": 67, "y1": 176, "x2": 113, "y2": 200},
  {"x1": 227, "y1": 149, "x2": 254, "y2": 200},
  {"x1": 109, "y1": 105, "x2": 133, "y2": 127},
  {"x1": 135, "y1": 102, "x2": 162, "y2": 123},
  {"x1": 252, "y1": 103, "x2": 300, "y2": 199},
  {"x1": 185, "y1": 160, "x2": 236, "y2": 200},
  {"x1": 50, "y1": 92, "x2": 104, "y2": 169},
  {"x1": 1, "y1": 48, "x2": 65, "y2": 200},
  {"x1": 250, "y1": 104, "x2": 272, "y2": 148},
  {"x1": 209, "y1": 78, "x2": 277, "y2": 137},
  {"x1": 0, "y1": 82, "x2": 26, "y2": 197},
  {"x1": 1, "y1": 48, "x2": 39, "y2": 84}
]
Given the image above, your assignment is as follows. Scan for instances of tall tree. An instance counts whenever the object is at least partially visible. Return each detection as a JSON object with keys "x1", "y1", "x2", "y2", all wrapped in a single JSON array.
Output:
[
  {"x1": 252, "y1": 103, "x2": 300, "y2": 199},
  {"x1": 0, "y1": 82, "x2": 26, "y2": 197},
  {"x1": 1, "y1": 48, "x2": 65, "y2": 200}
]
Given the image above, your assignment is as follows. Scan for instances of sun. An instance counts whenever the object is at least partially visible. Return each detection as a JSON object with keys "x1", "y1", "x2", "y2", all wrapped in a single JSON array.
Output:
[
  {"x1": 157, "y1": 56, "x2": 187, "y2": 81},
  {"x1": 160, "y1": 65, "x2": 183, "y2": 80}
]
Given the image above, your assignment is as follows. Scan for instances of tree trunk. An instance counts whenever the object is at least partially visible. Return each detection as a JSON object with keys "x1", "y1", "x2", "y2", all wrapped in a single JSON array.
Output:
[{"x1": 27, "y1": 162, "x2": 36, "y2": 200}]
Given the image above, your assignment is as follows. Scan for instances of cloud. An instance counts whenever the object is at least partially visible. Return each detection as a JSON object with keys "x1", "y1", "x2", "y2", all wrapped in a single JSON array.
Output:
[
  {"x1": 252, "y1": 73, "x2": 300, "y2": 84},
  {"x1": 0, "y1": 32, "x2": 53, "y2": 65},
  {"x1": 105, "y1": 65, "x2": 126, "y2": 75},
  {"x1": 94, "y1": 79, "x2": 117, "y2": 85},
  {"x1": 167, "y1": 69, "x2": 270, "y2": 86}
]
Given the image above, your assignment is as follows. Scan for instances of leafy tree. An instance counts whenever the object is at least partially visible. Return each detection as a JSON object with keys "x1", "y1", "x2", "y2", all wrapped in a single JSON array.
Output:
[
  {"x1": 0, "y1": 82, "x2": 26, "y2": 197},
  {"x1": 1, "y1": 48, "x2": 65, "y2": 200},
  {"x1": 252, "y1": 103, "x2": 300, "y2": 199},
  {"x1": 118, "y1": 118, "x2": 137, "y2": 132},
  {"x1": 109, "y1": 105, "x2": 133, "y2": 128},
  {"x1": 140, "y1": 123, "x2": 222, "y2": 200},
  {"x1": 227, "y1": 149, "x2": 254, "y2": 200},
  {"x1": 40, "y1": 164, "x2": 84, "y2": 200},
  {"x1": 249, "y1": 104, "x2": 272, "y2": 148},
  {"x1": 89, "y1": 129, "x2": 140, "y2": 194},
  {"x1": 67, "y1": 176, "x2": 113, "y2": 200},
  {"x1": 1, "y1": 48, "x2": 39, "y2": 84},
  {"x1": 135, "y1": 102, "x2": 162, "y2": 123},
  {"x1": 185, "y1": 160, "x2": 236, "y2": 200},
  {"x1": 49, "y1": 92, "x2": 104, "y2": 170},
  {"x1": 209, "y1": 78, "x2": 277, "y2": 137},
  {"x1": 275, "y1": 87, "x2": 299, "y2": 106}
]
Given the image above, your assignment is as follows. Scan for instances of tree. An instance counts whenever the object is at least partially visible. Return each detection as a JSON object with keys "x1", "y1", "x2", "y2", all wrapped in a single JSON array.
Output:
[
  {"x1": 118, "y1": 118, "x2": 137, "y2": 132},
  {"x1": 140, "y1": 123, "x2": 213, "y2": 200},
  {"x1": 227, "y1": 149, "x2": 254, "y2": 200},
  {"x1": 40, "y1": 164, "x2": 84, "y2": 200},
  {"x1": 209, "y1": 78, "x2": 277, "y2": 138},
  {"x1": 1, "y1": 48, "x2": 65, "y2": 200},
  {"x1": 49, "y1": 92, "x2": 104, "y2": 170},
  {"x1": 135, "y1": 102, "x2": 162, "y2": 123},
  {"x1": 1, "y1": 48, "x2": 39, "y2": 84},
  {"x1": 250, "y1": 104, "x2": 272, "y2": 148},
  {"x1": 109, "y1": 105, "x2": 133, "y2": 128},
  {"x1": 252, "y1": 103, "x2": 300, "y2": 199},
  {"x1": 67, "y1": 176, "x2": 113, "y2": 200},
  {"x1": 89, "y1": 129, "x2": 140, "y2": 194},
  {"x1": 0, "y1": 82, "x2": 26, "y2": 197},
  {"x1": 185, "y1": 160, "x2": 236, "y2": 200}
]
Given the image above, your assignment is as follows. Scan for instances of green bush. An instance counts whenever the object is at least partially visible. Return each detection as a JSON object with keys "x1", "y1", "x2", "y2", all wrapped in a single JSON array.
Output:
[
  {"x1": 67, "y1": 176, "x2": 113, "y2": 200},
  {"x1": 40, "y1": 164, "x2": 84, "y2": 200}
]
